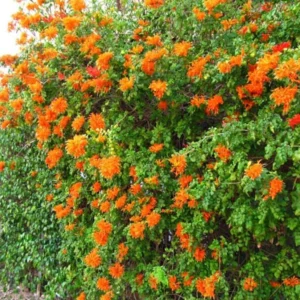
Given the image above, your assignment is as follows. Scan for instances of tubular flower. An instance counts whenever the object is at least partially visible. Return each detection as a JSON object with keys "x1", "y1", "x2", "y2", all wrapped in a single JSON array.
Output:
[
  {"x1": 267, "y1": 178, "x2": 283, "y2": 200},
  {"x1": 187, "y1": 55, "x2": 211, "y2": 78},
  {"x1": 66, "y1": 135, "x2": 88, "y2": 158},
  {"x1": 194, "y1": 247, "x2": 206, "y2": 262},
  {"x1": 89, "y1": 113, "x2": 105, "y2": 131},
  {"x1": 274, "y1": 59, "x2": 300, "y2": 82},
  {"x1": 129, "y1": 222, "x2": 145, "y2": 239},
  {"x1": 76, "y1": 292, "x2": 86, "y2": 300},
  {"x1": 270, "y1": 86, "x2": 297, "y2": 113},
  {"x1": 288, "y1": 114, "x2": 300, "y2": 129},
  {"x1": 98, "y1": 156, "x2": 121, "y2": 179},
  {"x1": 169, "y1": 154, "x2": 187, "y2": 176},
  {"x1": 84, "y1": 248, "x2": 101, "y2": 268},
  {"x1": 96, "y1": 277, "x2": 111, "y2": 292},
  {"x1": 193, "y1": 7, "x2": 206, "y2": 21},
  {"x1": 283, "y1": 276, "x2": 300, "y2": 287},
  {"x1": 146, "y1": 212, "x2": 161, "y2": 227},
  {"x1": 149, "y1": 80, "x2": 167, "y2": 99},
  {"x1": 174, "y1": 41, "x2": 192, "y2": 57},
  {"x1": 69, "y1": 0, "x2": 86, "y2": 11},
  {"x1": 206, "y1": 95, "x2": 224, "y2": 115},
  {"x1": 50, "y1": 97, "x2": 68, "y2": 114},
  {"x1": 169, "y1": 276, "x2": 180, "y2": 291},
  {"x1": 45, "y1": 147, "x2": 63, "y2": 169},
  {"x1": 63, "y1": 16, "x2": 81, "y2": 31},
  {"x1": 36, "y1": 126, "x2": 51, "y2": 142},
  {"x1": 243, "y1": 278, "x2": 258, "y2": 292},
  {"x1": 191, "y1": 95, "x2": 206, "y2": 107},
  {"x1": 149, "y1": 143, "x2": 164, "y2": 153},
  {"x1": 72, "y1": 116, "x2": 85, "y2": 132},
  {"x1": 196, "y1": 272, "x2": 220, "y2": 298},
  {"x1": 0, "y1": 161, "x2": 5, "y2": 172},
  {"x1": 117, "y1": 243, "x2": 129, "y2": 262},
  {"x1": 204, "y1": 0, "x2": 227, "y2": 12},
  {"x1": 119, "y1": 77, "x2": 134, "y2": 92},
  {"x1": 245, "y1": 162, "x2": 263, "y2": 179},
  {"x1": 146, "y1": 35, "x2": 163, "y2": 47},
  {"x1": 109, "y1": 263, "x2": 124, "y2": 278},
  {"x1": 96, "y1": 52, "x2": 113, "y2": 70},
  {"x1": 144, "y1": 0, "x2": 164, "y2": 9},
  {"x1": 214, "y1": 145, "x2": 231, "y2": 162}
]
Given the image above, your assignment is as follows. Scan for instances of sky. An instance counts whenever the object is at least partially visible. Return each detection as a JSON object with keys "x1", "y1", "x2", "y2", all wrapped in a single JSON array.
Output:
[{"x1": 0, "y1": 0, "x2": 19, "y2": 56}]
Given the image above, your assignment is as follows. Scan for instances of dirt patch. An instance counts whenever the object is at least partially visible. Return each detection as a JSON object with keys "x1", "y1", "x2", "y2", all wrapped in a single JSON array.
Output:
[{"x1": 0, "y1": 286, "x2": 44, "y2": 300}]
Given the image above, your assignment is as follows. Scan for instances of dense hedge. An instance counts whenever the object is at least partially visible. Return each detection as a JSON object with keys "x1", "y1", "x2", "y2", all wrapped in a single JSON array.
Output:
[{"x1": 0, "y1": 0, "x2": 300, "y2": 299}]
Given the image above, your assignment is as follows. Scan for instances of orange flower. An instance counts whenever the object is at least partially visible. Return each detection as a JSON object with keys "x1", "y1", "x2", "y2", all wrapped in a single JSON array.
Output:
[
  {"x1": 174, "y1": 41, "x2": 192, "y2": 57},
  {"x1": 100, "y1": 201, "x2": 111, "y2": 213},
  {"x1": 149, "y1": 80, "x2": 167, "y2": 99},
  {"x1": 117, "y1": 243, "x2": 129, "y2": 262},
  {"x1": 274, "y1": 59, "x2": 300, "y2": 82},
  {"x1": 206, "y1": 95, "x2": 223, "y2": 115},
  {"x1": 194, "y1": 247, "x2": 206, "y2": 262},
  {"x1": 169, "y1": 154, "x2": 186, "y2": 176},
  {"x1": 204, "y1": 0, "x2": 227, "y2": 12},
  {"x1": 129, "y1": 222, "x2": 145, "y2": 239},
  {"x1": 245, "y1": 162, "x2": 263, "y2": 179},
  {"x1": 283, "y1": 276, "x2": 300, "y2": 287},
  {"x1": 92, "y1": 181, "x2": 101, "y2": 193},
  {"x1": 96, "y1": 277, "x2": 111, "y2": 292},
  {"x1": 149, "y1": 275, "x2": 158, "y2": 289},
  {"x1": 98, "y1": 156, "x2": 121, "y2": 179},
  {"x1": 190, "y1": 95, "x2": 206, "y2": 107},
  {"x1": 169, "y1": 276, "x2": 180, "y2": 291},
  {"x1": 84, "y1": 248, "x2": 101, "y2": 268},
  {"x1": 89, "y1": 113, "x2": 105, "y2": 131},
  {"x1": 50, "y1": 97, "x2": 68, "y2": 114},
  {"x1": 136, "y1": 274, "x2": 144, "y2": 285},
  {"x1": 63, "y1": 16, "x2": 81, "y2": 31},
  {"x1": 178, "y1": 175, "x2": 193, "y2": 189},
  {"x1": 146, "y1": 35, "x2": 163, "y2": 47},
  {"x1": 96, "y1": 52, "x2": 113, "y2": 70},
  {"x1": 109, "y1": 263, "x2": 124, "y2": 278},
  {"x1": 270, "y1": 86, "x2": 297, "y2": 113},
  {"x1": 119, "y1": 77, "x2": 134, "y2": 92},
  {"x1": 243, "y1": 278, "x2": 258, "y2": 292},
  {"x1": 196, "y1": 272, "x2": 220, "y2": 298},
  {"x1": 149, "y1": 143, "x2": 164, "y2": 153},
  {"x1": 0, "y1": 161, "x2": 5, "y2": 172},
  {"x1": 72, "y1": 116, "x2": 85, "y2": 132},
  {"x1": 144, "y1": 0, "x2": 164, "y2": 9},
  {"x1": 146, "y1": 212, "x2": 161, "y2": 227},
  {"x1": 115, "y1": 195, "x2": 127, "y2": 209},
  {"x1": 76, "y1": 292, "x2": 86, "y2": 300},
  {"x1": 36, "y1": 126, "x2": 51, "y2": 142},
  {"x1": 193, "y1": 7, "x2": 206, "y2": 21},
  {"x1": 45, "y1": 147, "x2": 63, "y2": 169},
  {"x1": 267, "y1": 178, "x2": 283, "y2": 200},
  {"x1": 218, "y1": 61, "x2": 232, "y2": 74},
  {"x1": 215, "y1": 145, "x2": 231, "y2": 162},
  {"x1": 66, "y1": 135, "x2": 88, "y2": 158},
  {"x1": 69, "y1": 0, "x2": 86, "y2": 11},
  {"x1": 187, "y1": 55, "x2": 211, "y2": 78}
]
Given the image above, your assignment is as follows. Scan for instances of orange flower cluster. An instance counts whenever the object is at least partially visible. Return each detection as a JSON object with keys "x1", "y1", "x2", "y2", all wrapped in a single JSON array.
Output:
[
  {"x1": 109, "y1": 262, "x2": 124, "y2": 278},
  {"x1": 283, "y1": 276, "x2": 300, "y2": 287},
  {"x1": 215, "y1": 145, "x2": 231, "y2": 162},
  {"x1": 206, "y1": 95, "x2": 224, "y2": 115},
  {"x1": 119, "y1": 77, "x2": 134, "y2": 92},
  {"x1": 97, "y1": 156, "x2": 121, "y2": 179},
  {"x1": 84, "y1": 248, "x2": 101, "y2": 268},
  {"x1": 196, "y1": 271, "x2": 220, "y2": 298},
  {"x1": 193, "y1": 7, "x2": 206, "y2": 21},
  {"x1": 265, "y1": 178, "x2": 283, "y2": 200},
  {"x1": 204, "y1": 0, "x2": 227, "y2": 12},
  {"x1": 96, "y1": 277, "x2": 111, "y2": 292},
  {"x1": 66, "y1": 135, "x2": 88, "y2": 158},
  {"x1": 89, "y1": 113, "x2": 105, "y2": 131},
  {"x1": 144, "y1": 0, "x2": 164, "y2": 9},
  {"x1": 187, "y1": 55, "x2": 211, "y2": 78},
  {"x1": 129, "y1": 222, "x2": 145, "y2": 239},
  {"x1": 149, "y1": 80, "x2": 167, "y2": 99},
  {"x1": 245, "y1": 162, "x2": 263, "y2": 179},
  {"x1": 50, "y1": 97, "x2": 68, "y2": 114},
  {"x1": 174, "y1": 41, "x2": 192, "y2": 57},
  {"x1": 96, "y1": 52, "x2": 113, "y2": 70},
  {"x1": 194, "y1": 247, "x2": 206, "y2": 262},
  {"x1": 141, "y1": 48, "x2": 167, "y2": 75},
  {"x1": 69, "y1": 0, "x2": 86, "y2": 12},
  {"x1": 243, "y1": 277, "x2": 258, "y2": 291},
  {"x1": 93, "y1": 219, "x2": 113, "y2": 246},
  {"x1": 0, "y1": 161, "x2": 5, "y2": 172},
  {"x1": 270, "y1": 86, "x2": 298, "y2": 113},
  {"x1": 169, "y1": 154, "x2": 187, "y2": 176},
  {"x1": 45, "y1": 147, "x2": 63, "y2": 169},
  {"x1": 149, "y1": 143, "x2": 164, "y2": 153},
  {"x1": 72, "y1": 116, "x2": 85, "y2": 132},
  {"x1": 169, "y1": 276, "x2": 180, "y2": 291}
]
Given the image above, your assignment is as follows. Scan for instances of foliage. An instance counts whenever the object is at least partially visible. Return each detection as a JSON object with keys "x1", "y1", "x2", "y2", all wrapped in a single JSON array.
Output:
[{"x1": 0, "y1": 0, "x2": 300, "y2": 299}]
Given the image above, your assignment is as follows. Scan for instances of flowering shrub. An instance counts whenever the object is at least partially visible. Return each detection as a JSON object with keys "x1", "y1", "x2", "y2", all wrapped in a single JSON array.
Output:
[{"x1": 0, "y1": 0, "x2": 300, "y2": 299}]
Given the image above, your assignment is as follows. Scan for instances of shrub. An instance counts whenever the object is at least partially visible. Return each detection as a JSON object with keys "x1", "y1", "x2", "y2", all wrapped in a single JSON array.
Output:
[{"x1": 0, "y1": 0, "x2": 299, "y2": 299}]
